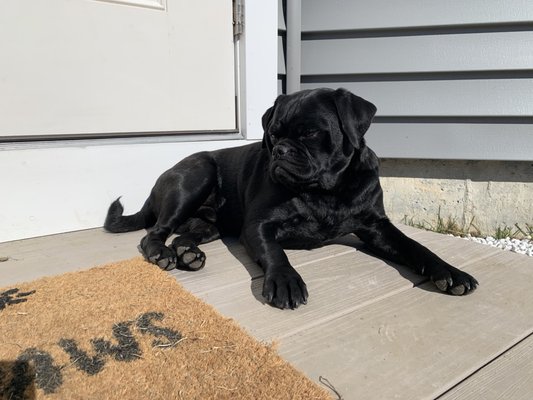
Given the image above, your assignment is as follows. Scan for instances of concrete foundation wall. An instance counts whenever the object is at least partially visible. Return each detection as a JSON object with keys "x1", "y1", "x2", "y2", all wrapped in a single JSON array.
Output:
[{"x1": 379, "y1": 159, "x2": 533, "y2": 236}]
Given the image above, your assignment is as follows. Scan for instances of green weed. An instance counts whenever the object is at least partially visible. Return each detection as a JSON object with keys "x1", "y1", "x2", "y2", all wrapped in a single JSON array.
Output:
[
  {"x1": 402, "y1": 209, "x2": 531, "y2": 239},
  {"x1": 402, "y1": 207, "x2": 479, "y2": 237}
]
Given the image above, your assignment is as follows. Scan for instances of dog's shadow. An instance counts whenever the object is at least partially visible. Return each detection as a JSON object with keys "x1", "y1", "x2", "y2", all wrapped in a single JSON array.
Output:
[
  {"x1": 221, "y1": 237, "x2": 267, "y2": 305},
  {"x1": 323, "y1": 235, "x2": 436, "y2": 292},
  {"x1": 327, "y1": 235, "x2": 432, "y2": 287},
  {"x1": 219, "y1": 234, "x2": 435, "y2": 308}
]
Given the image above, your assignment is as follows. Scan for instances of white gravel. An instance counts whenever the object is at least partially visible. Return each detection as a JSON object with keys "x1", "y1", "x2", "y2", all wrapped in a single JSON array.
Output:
[{"x1": 455, "y1": 234, "x2": 533, "y2": 257}]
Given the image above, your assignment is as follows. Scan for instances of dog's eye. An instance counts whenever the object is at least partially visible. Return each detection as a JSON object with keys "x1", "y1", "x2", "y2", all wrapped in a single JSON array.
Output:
[
  {"x1": 302, "y1": 130, "x2": 320, "y2": 139},
  {"x1": 269, "y1": 132, "x2": 278, "y2": 143}
]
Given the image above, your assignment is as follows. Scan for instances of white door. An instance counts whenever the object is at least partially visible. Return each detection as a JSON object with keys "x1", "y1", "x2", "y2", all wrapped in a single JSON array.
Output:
[{"x1": 0, "y1": 0, "x2": 236, "y2": 138}]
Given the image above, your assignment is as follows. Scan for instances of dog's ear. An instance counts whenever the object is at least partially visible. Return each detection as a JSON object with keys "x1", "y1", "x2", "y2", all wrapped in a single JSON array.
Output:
[
  {"x1": 333, "y1": 88, "x2": 377, "y2": 149},
  {"x1": 261, "y1": 105, "x2": 275, "y2": 150},
  {"x1": 261, "y1": 95, "x2": 285, "y2": 149}
]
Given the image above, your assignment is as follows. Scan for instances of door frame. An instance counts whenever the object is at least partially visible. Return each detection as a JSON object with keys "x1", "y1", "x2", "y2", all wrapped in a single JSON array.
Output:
[{"x1": 237, "y1": 0, "x2": 278, "y2": 141}]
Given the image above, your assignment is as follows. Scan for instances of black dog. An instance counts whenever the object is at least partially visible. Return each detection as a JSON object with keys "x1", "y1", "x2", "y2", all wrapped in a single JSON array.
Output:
[{"x1": 105, "y1": 88, "x2": 478, "y2": 309}]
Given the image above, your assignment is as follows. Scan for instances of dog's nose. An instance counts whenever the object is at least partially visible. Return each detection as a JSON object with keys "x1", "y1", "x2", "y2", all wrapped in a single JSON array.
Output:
[{"x1": 272, "y1": 144, "x2": 291, "y2": 159}]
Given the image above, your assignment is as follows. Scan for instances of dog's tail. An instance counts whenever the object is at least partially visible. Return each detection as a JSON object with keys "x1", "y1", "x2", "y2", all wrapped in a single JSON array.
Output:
[{"x1": 104, "y1": 197, "x2": 155, "y2": 233}]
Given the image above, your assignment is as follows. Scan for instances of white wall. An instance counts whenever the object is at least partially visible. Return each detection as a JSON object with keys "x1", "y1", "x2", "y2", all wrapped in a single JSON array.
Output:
[
  {"x1": 0, "y1": 140, "x2": 246, "y2": 242},
  {"x1": 0, "y1": 0, "x2": 278, "y2": 242}
]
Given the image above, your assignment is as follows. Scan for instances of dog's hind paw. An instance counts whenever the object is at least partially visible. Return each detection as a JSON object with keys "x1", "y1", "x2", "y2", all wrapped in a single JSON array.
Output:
[
  {"x1": 138, "y1": 245, "x2": 178, "y2": 271},
  {"x1": 171, "y1": 237, "x2": 206, "y2": 271}
]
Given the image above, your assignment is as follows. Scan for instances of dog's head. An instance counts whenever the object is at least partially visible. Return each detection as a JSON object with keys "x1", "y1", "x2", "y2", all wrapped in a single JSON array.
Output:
[{"x1": 261, "y1": 88, "x2": 377, "y2": 191}]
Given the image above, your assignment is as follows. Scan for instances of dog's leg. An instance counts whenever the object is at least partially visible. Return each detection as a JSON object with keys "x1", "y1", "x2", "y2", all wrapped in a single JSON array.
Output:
[
  {"x1": 241, "y1": 223, "x2": 308, "y2": 309},
  {"x1": 139, "y1": 154, "x2": 217, "y2": 271},
  {"x1": 354, "y1": 218, "x2": 478, "y2": 295}
]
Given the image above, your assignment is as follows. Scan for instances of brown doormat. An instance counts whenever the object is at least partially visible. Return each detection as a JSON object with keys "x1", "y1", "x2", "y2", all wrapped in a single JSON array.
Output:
[{"x1": 0, "y1": 257, "x2": 331, "y2": 399}]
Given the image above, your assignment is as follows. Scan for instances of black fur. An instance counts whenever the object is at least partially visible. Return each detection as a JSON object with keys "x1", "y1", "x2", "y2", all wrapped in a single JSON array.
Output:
[{"x1": 105, "y1": 88, "x2": 478, "y2": 309}]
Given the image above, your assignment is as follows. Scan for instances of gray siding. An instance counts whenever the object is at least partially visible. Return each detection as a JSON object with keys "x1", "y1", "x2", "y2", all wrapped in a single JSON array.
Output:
[
  {"x1": 280, "y1": 0, "x2": 533, "y2": 160},
  {"x1": 302, "y1": 0, "x2": 533, "y2": 31}
]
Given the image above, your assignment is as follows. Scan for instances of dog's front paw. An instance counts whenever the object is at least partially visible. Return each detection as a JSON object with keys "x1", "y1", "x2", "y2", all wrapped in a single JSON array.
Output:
[
  {"x1": 263, "y1": 268, "x2": 309, "y2": 309},
  {"x1": 430, "y1": 265, "x2": 479, "y2": 295}
]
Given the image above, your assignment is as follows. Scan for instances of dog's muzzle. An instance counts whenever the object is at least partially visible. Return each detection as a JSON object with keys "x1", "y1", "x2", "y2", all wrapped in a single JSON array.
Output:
[{"x1": 272, "y1": 144, "x2": 294, "y2": 160}]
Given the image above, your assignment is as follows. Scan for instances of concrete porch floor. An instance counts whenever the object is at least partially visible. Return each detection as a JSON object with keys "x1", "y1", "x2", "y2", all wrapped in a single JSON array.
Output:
[{"x1": 1, "y1": 225, "x2": 533, "y2": 399}]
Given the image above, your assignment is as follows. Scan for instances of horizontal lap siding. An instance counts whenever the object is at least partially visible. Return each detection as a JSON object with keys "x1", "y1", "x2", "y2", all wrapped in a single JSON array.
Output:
[
  {"x1": 366, "y1": 124, "x2": 533, "y2": 160},
  {"x1": 302, "y1": 32, "x2": 533, "y2": 75},
  {"x1": 299, "y1": 1, "x2": 533, "y2": 160},
  {"x1": 302, "y1": 0, "x2": 533, "y2": 31},
  {"x1": 300, "y1": 79, "x2": 533, "y2": 117}
]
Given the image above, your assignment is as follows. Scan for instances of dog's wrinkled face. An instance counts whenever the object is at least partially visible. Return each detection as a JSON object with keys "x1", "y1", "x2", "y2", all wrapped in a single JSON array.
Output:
[{"x1": 262, "y1": 88, "x2": 377, "y2": 191}]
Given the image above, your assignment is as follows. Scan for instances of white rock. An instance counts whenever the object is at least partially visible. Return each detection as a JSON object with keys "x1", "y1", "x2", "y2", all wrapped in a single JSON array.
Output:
[{"x1": 454, "y1": 234, "x2": 533, "y2": 257}]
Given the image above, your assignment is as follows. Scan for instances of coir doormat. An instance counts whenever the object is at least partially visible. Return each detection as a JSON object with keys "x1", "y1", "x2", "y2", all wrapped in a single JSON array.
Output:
[{"x1": 0, "y1": 258, "x2": 331, "y2": 399}]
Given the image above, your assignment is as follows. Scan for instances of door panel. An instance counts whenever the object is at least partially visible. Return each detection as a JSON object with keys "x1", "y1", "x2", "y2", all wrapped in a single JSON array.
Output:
[{"x1": 0, "y1": 0, "x2": 236, "y2": 137}]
